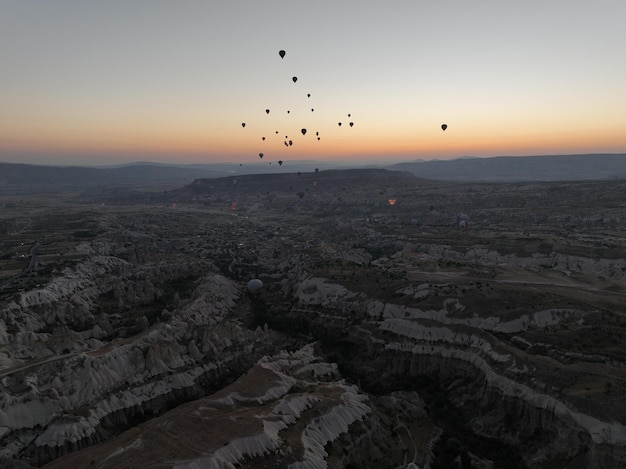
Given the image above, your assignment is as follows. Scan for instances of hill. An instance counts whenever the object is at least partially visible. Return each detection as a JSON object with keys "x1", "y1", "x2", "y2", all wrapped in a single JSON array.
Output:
[
  {"x1": 1, "y1": 154, "x2": 625, "y2": 196},
  {"x1": 389, "y1": 153, "x2": 626, "y2": 182},
  {"x1": 0, "y1": 162, "x2": 229, "y2": 195},
  {"x1": 176, "y1": 168, "x2": 423, "y2": 199}
]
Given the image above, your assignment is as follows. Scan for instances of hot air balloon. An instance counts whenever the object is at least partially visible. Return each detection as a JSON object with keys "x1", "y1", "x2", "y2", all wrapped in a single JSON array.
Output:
[
  {"x1": 241, "y1": 123, "x2": 246, "y2": 128},
  {"x1": 279, "y1": 50, "x2": 286, "y2": 59},
  {"x1": 278, "y1": 160, "x2": 283, "y2": 166},
  {"x1": 457, "y1": 213, "x2": 469, "y2": 229},
  {"x1": 259, "y1": 153, "x2": 263, "y2": 159},
  {"x1": 247, "y1": 278, "x2": 264, "y2": 295},
  {"x1": 262, "y1": 137, "x2": 265, "y2": 141},
  {"x1": 307, "y1": 93, "x2": 311, "y2": 97},
  {"x1": 292, "y1": 76, "x2": 297, "y2": 83},
  {"x1": 301, "y1": 128, "x2": 307, "y2": 136},
  {"x1": 266, "y1": 109, "x2": 270, "y2": 114},
  {"x1": 441, "y1": 124, "x2": 447, "y2": 131},
  {"x1": 338, "y1": 122, "x2": 342, "y2": 126},
  {"x1": 289, "y1": 140, "x2": 293, "y2": 146},
  {"x1": 349, "y1": 122, "x2": 354, "y2": 127}
]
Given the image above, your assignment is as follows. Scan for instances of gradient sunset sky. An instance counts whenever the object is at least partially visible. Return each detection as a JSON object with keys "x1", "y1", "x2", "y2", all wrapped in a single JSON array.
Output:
[{"x1": 1, "y1": 1, "x2": 625, "y2": 166}]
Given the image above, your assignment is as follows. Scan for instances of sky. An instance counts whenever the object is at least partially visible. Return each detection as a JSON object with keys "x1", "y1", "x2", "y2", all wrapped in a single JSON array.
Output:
[{"x1": 1, "y1": 0, "x2": 625, "y2": 167}]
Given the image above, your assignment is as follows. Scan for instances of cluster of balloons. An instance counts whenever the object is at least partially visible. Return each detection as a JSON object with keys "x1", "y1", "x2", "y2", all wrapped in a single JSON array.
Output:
[
  {"x1": 240, "y1": 49, "x2": 358, "y2": 165},
  {"x1": 240, "y1": 49, "x2": 449, "y2": 167}
]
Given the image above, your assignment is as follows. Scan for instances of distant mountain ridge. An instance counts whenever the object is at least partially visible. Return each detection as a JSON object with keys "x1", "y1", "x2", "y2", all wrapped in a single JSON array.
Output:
[
  {"x1": 389, "y1": 153, "x2": 626, "y2": 182},
  {"x1": 1, "y1": 154, "x2": 625, "y2": 195},
  {"x1": 0, "y1": 162, "x2": 230, "y2": 194}
]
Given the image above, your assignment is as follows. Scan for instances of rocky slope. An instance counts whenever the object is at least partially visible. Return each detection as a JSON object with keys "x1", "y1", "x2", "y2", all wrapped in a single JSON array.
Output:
[{"x1": 42, "y1": 344, "x2": 435, "y2": 469}]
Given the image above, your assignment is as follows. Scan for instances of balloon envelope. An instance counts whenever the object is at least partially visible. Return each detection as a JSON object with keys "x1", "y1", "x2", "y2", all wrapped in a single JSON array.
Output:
[
  {"x1": 292, "y1": 76, "x2": 297, "y2": 83},
  {"x1": 279, "y1": 50, "x2": 285, "y2": 58},
  {"x1": 259, "y1": 153, "x2": 263, "y2": 158},
  {"x1": 247, "y1": 279, "x2": 263, "y2": 295},
  {"x1": 441, "y1": 124, "x2": 447, "y2": 131},
  {"x1": 301, "y1": 128, "x2": 307, "y2": 135}
]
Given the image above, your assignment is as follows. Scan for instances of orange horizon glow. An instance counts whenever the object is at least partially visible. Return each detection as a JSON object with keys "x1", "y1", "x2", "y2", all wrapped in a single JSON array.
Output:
[{"x1": 2, "y1": 119, "x2": 624, "y2": 165}]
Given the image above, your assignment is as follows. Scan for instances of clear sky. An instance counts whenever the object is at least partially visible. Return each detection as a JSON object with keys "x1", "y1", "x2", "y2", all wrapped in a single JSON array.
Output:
[{"x1": 1, "y1": 0, "x2": 625, "y2": 166}]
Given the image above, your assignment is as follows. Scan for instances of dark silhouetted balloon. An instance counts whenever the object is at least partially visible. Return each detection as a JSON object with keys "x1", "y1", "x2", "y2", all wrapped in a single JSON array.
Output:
[
  {"x1": 292, "y1": 76, "x2": 297, "y2": 83},
  {"x1": 259, "y1": 153, "x2": 263, "y2": 159},
  {"x1": 301, "y1": 128, "x2": 307, "y2": 136},
  {"x1": 284, "y1": 141, "x2": 288, "y2": 147},
  {"x1": 349, "y1": 122, "x2": 354, "y2": 127},
  {"x1": 241, "y1": 123, "x2": 246, "y2": 128},
  {"x1": 262, "y1": 137, "x2": 265, "y2": 141},
  {"x1": 289, "y1": 140, "x2": 293, "y2": 146},
  {"x1": 266, "y1": 109, "x2": 270, "y2": 114},
  {"x1": 338, "y1": 122, "x2": 342, "y2": 126},
  {"x1": 287, "y1": 110, "x2": 290, "y2": 114},
  {"x1": 275, "y1": 131, "x2": 279, "y2": 134},
  {"x1": 315, "y1": 131, "x2": 319, "y2": 135},
  {"x1": 441, "y1": 124, "x2": 447, "y2": 131},
  {"x1": 311, "y1": 108, "x2": 314, "y2": 112},
  {"x1": 307, "y1": 93, "x2": 311, "y2": 97},
  {"x1": 317, "y1": 137, "x2": 320, "y2": 141},
  {"x1": 279, "y1": 50, "x2": 286, "y2": 59},
  {"x1": 278, "y1": 160, "x2": 283, "y2": 166}
]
